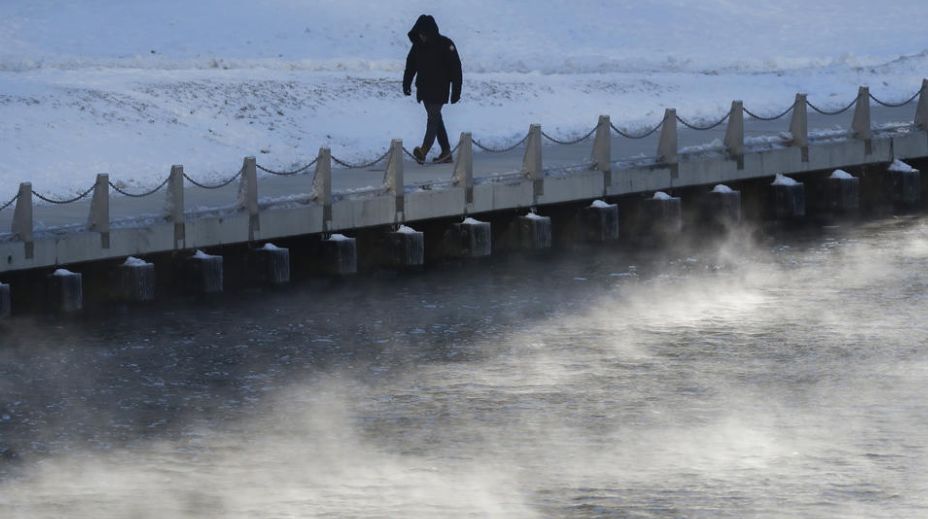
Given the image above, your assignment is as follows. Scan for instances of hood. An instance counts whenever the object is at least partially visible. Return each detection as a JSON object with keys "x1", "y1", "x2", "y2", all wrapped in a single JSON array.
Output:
[{"x1": 408, "y1": 15, "x2": 439, "y2": 44}]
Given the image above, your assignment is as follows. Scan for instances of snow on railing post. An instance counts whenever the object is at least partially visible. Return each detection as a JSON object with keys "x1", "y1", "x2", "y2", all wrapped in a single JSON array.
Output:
[
  {"x1": 724, "y1": 101, "x2": 744, "y2": 168},
  {"x1": 852, "y1": 86, "x2": 872, "y2": 154},
  {"x1": 915, "y1": 79, "x2": 928, "y2": 130},
  {"x1": 11, "y1": 182, "x2": 34, "y2": 259},
  {"x1": 384, "y1": 139, "x2": 405, "y2": 221},
  {"x1": 657, "y1": 109, "x2": 678, "y2": 169},
  {"x1": 88, "y1": 173, "x2": 111, "y2": 249},
  {"x1": 789, "y1": 93, "x2": 809, "y2": 162},
  {"x1": 311, "y1": 147, "x2": 333, "y2": 228},
  {"x1": 452, "y1": 132, "x2": 474, "y2": 205},
  {"x1": 522, "y1": 124, "x2": 543, "y2": 200},
  {"x1": 239, "y1": 156, "x2": 260, "y2": 240},
  {"x1": 592, "y1": 115, "x2": 612, "y2": 189},
  {"x1": 166, "y1": 165, "x2": 185, "y2": 248}
]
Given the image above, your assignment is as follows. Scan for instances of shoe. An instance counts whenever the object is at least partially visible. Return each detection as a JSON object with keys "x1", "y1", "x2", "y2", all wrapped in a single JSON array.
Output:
[
  {"x1": 412, "y1": 146, "x2": 427, "y2": 165},
  {"x1": 432, "y1": 150, "x2": 453, "y2": 164}
]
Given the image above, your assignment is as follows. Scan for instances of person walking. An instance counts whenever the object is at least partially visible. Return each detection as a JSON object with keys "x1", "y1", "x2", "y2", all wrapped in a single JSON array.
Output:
[{"x1": 403, "y1": 15, "x2": 462, "y2": 164}]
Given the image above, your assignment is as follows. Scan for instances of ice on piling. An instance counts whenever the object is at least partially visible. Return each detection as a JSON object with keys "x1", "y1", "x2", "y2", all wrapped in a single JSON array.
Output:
[
  {"x1": 524, "y1": 211, "x2": 546, "y2": 220},
  {"x1": 193, "y1": 249, "x2": 217, "y2": 259},
  {"x1": 122, "y1": 256, "x2": 151, "y2": 267},
  {"x1": 830, "y1": 169, "x2": 855, "y2": 180},
  {"x1": 652, "y1": 191, "x2": 673, "y2": 200},
  {"x1": 772, "y1": 174, "x2": 799, "y2": 186},
  {"x1": 396, "y1": 225, "x2": 418, "y2": 234},
  {"x1": 888, "y1": 159, "x2": 918, "y2": 173},
  {"x1": 328, "y1": 233, "x2": 351, "y2": 241},
  {"x1": 590, "y1": 199, "x2": 615, "y2": 208},
  {"x1": 712, "y1": 184, "x2": 734, "y2": 193},
  {"x1": 462, "y1": 217, "x2": 483, "y2": 225},
  {"x1": 261, "y1": 242, "x2": 281, "y2": 251},
  {"x1": 53, "y1": 268, "x2": 76, "y2": 277}
]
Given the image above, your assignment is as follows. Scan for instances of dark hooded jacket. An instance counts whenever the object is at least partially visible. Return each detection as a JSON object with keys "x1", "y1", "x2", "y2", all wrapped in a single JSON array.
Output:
[{"x1": 403, "y1": 15, "x2": 462, "y2": 105}]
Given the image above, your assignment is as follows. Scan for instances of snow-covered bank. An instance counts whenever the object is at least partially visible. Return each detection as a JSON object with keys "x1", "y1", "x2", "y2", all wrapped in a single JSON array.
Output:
[{"x1": 1, "y1": 0, "x2": 927, "y2": 198}]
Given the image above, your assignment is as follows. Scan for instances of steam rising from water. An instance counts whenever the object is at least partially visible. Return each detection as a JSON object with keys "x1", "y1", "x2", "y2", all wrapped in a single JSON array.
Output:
[{"x1": 1, "y1": 218, "x2": 927, "y2": 517}]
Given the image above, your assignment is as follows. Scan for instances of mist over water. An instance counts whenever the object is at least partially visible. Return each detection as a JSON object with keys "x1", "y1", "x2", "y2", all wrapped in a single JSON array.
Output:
[{"x1": 1, "y1": 217, "x2": 928, "y2": 518}]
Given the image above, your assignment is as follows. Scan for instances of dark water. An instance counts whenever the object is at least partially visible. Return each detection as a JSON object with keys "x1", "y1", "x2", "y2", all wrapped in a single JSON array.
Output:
[{"x1": 1, "y1": 217, "x2": 927, "y2": 518}]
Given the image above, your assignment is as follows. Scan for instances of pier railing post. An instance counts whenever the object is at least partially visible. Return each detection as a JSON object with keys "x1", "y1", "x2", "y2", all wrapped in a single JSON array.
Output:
[
  {"x1": 384, "y1": 139, "x2": 405, "y2": 222},
  {"x1": 915, "y1": 79, "x2": 928, "y2": 131},
  {"x1": 724, "y1": 101, "x2": 744, "y2": 168},
  {"x1": 522, "y1": 124, "x2": 543, "y2": 200},
  {"x1": 452, "y1": 132, "x2": 474, "y2": 205},
  {"x1": 592, "y1": 115, "x2": 612, "y2": 191},
  {"x1": 12, "y1": 182, "x2": 34, "y2": 259},
  {"x1": 166, "y1": 165, "x2": 185, "y2": 248},
  {"x1": 239, "y1": 156, "x2": 260, "y2": 240},
  {"x1": 88, "y1": 173, "x2": 110, "y2": 249},
  {"x1": 311, "y1": 147, "x2": 333, "y2": 228},
  {"x1": 852, "y1": 86, "x2": 872, "y2": 154},
  {"x1": 789, "y1": 93, "x2": 809, "y2": 162},
  {"x1": 657, "y1": 109, "x2": 678, "y2": 176}
]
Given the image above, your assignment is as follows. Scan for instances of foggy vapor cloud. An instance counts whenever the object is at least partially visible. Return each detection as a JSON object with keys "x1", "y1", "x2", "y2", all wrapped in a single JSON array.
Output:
[{"x1": 1, "y1": 219, "x2": 927, "y2": 517}]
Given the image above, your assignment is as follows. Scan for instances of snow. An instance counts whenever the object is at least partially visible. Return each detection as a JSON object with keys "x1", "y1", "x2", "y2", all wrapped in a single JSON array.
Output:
[
  {"x1": 712, "y1": 184, "x2": 734, "y2": 193},
  {"x1": 52, "y1": 268, "x2": 76, "y2": 277},
  {"x1": 524, "y1": 212, "x2": 547, "y2": 220},
  {"x1": 888, "y1": 159, "x2": 919, "y2": 173},
  {"x1": 327, "y1": 233, "x2": 351, "y2": 242},
  {"x1": 830, "y1": 169, "x2": 855, "y2": 180},
  {"x1": 590, "y1": 200, "x2": 614, "y2": 209},
  {"x1": 2, "y1": 0, "x2": 928, "y2": 198},
  {"x1": 462, "y1": 217, "x2": 483, "y2": 225},
  {"x1": 261, "y1": 242, "x2": 281, "y2": 251},
  {"x1": 395, "y1": 225, "x2": 419, "y2": 234},
  {"x1": 192, "y1": 249, "x2": 216, "y2": 259},
  {"x1": 652, "y1": 191, "x2": 673, "y2": 200},
  {"x1": 122, "y1": 256, "x2": 151, "y2": 267},
  {"x1": 772, "y1": 174, "x2": 800, "y2": 186}
]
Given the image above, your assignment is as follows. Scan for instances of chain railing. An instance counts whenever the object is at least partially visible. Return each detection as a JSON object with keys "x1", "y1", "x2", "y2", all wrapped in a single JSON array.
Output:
[
  {"x1": 610, "y1": 121, "x2": 663, "y2": 139},
  {"x1": 183, "y1": 168, "x2": 244, "y2": 190},
  {"x1": 473, "y1": 134, "x2": 530, "y2": 153},
  {"x1": 331, "y1": 149, "x2": 391, "y2": 169},
  {"x1": 256, "y1": 159, "x2": 318, "y2": 176},
  {"x1": 675, "y1": 113, "x2": 730, "y2": 131},
  {"x1": 4, "y1": 83, "x2": 925, "y2": 218},
  {"x1": 540, "y1": 127, "x2": 598, "y2": 145},
  {"x1": 0, "y1": 193, "x2": 18, "y2": 212},
  {"x1": 108, "y1": 177, "x2": 171, "y2": 198},
  {"x1": 869, "y1": 90, "x2": 921, "y2": 108},
  {"x1": 744, "y1": 105, "x2": 794, "y2": 121},
  {"x1": 32, "y1": 185, "x2": 96, "y2": 205},
  {"x1": 806, "y1": 95, "x2": 860, "y2": 116}
]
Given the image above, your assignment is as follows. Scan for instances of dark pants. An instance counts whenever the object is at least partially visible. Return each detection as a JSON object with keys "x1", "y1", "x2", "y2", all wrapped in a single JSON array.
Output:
[{"x1": 422, "y1": 103, "x2": 451, "y2": 154}]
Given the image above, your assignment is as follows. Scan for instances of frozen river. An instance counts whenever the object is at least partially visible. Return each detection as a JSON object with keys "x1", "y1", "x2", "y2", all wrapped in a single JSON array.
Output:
[{"x1": 1, "y1": 216, "x2": 928, "y2": 518}]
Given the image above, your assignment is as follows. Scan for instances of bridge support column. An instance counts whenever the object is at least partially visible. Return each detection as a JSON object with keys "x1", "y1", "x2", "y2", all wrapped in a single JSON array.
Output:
[
  {"x1": 386, "y1": 226, "x2": 425, "y2": 268},
  {"x1": 580, "y1": 200, "x2": 619, "y2": 242},
  {"x1": 771, "y1": 175, "x2": 806, "y2": 220},
  {"x1": 322, "y1": 234, "x2": 358, "y2": 275},
  {"x1": 47, "y1": 269, "x2": 82, "y2": 313},
  {"x1": 115, "y1": 257, "x2": 156, "y2": 302},
  {"x1": 512, "y1": 212, "x2": 552, "y2": 251},
  {"x1": 825, "y1": 170, "x2": 860, "y2": 216},
  {"x1": 888, "y1": 160, "x2": 921, "y2": 210},
  {"x1": 704, "y1": 185, "x2": 742, "y2": 228},
  {"x1": 0, "y1": 283, "x2": 10, "y2": 320},
  {"x1": 444, "y1": 218, "x2": 492, "y2": 258},
  {"x1": 185, "y1": 251, "x2": 223, "y2": 294},
  {"x1": 249, "y1": 244, "x2": 291, "y2": 285},
  {"x1": 640, "y1": 192, "x2": 683, "y2": 238}
]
